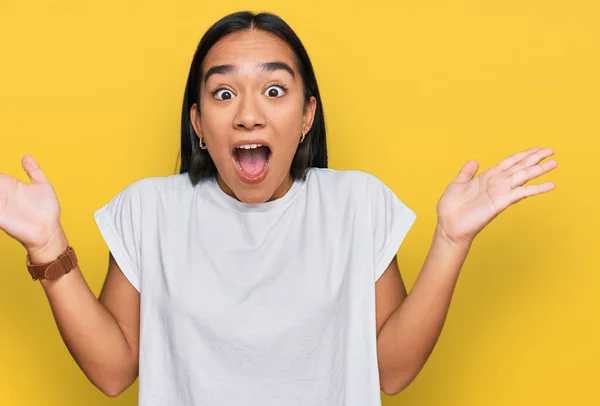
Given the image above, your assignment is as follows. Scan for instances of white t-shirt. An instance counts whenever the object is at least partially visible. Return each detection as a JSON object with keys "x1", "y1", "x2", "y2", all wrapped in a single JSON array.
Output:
[{"x1": 94, "y1": 168, "x2": 416, "y2": 406}]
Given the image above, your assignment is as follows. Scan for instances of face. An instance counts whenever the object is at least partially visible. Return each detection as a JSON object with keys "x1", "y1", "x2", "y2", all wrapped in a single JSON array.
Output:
[{"x1": 190, "y1": 29, "x2": 317, "y2": 204}]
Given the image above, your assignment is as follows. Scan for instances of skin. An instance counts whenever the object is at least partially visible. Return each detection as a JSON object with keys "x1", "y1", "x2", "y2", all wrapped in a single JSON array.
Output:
[
  {"x1": 0, "y1": 28, "x2": 557, "y2": 399},
  {"x1": 190, "y1": 29, "x2": 316, "y2": 204}
]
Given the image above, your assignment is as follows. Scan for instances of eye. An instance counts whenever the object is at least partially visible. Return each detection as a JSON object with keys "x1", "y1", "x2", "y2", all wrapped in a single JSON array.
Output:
[
  {"x1": 214, "y1": 89, "x2": 235, "y2": 101},
  {"x1": 264, "y1": 85, "x2": 286, "y2": 98}
]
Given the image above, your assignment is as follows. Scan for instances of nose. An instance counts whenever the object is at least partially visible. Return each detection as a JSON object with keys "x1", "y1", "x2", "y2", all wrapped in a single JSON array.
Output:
[{"x1": 233, "y1": 93, "x2": 266, "y2": 131}]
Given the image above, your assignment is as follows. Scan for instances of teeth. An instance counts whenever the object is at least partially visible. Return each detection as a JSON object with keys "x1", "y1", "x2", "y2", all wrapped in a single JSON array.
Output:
[{"x1": 237, "y1": 144, "x2": 263, "y2": 150}]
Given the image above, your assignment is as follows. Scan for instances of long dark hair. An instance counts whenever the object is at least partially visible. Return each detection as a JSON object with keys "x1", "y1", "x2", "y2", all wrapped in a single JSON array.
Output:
[{"x1": 178, "y1": 11, "x2": 328, "y2": 185}]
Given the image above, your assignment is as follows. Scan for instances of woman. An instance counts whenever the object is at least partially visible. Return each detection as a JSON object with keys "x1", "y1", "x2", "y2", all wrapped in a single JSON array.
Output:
[{"x1": 0, "y1": 11, "x2": 556, "y2": 406}]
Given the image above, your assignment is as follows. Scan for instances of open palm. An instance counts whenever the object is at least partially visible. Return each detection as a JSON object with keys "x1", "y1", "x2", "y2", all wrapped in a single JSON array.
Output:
[
  {"x1": 436, "y1": 147, "x2": 557, "y2": 245},
  {"x1": 0, "y1": 155, "x2": 61, "y2": 251}
]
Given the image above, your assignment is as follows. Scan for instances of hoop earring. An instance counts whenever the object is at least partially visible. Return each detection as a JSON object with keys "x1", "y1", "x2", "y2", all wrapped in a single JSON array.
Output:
[{"x1": 199, "y1": 138, "x2": 207, "y2": 150}]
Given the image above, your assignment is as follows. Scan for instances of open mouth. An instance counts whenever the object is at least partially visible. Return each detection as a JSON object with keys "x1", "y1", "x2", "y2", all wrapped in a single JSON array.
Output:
[{"x1": 232, "y1": 143, "x2": 272, "y2": 183}]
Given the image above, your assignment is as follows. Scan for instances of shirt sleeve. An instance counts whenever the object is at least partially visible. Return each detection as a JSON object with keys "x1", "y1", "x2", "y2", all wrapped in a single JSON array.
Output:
[
  {"x1": 368, "y1": 175, "x2": 417, "y2": 280},
  {"x1": 93, "y1": 181, "x2": 145, "y2": 292}
]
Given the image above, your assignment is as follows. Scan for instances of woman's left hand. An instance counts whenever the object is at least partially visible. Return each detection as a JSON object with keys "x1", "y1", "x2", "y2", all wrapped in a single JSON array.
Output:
[{"x1": 436, "y1": 147, "x2": 557, "y2": 247}]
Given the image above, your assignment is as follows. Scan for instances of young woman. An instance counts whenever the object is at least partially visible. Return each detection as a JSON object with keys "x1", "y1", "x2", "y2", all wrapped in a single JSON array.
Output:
[{"x1": 0, "y1": 11, "x2": 556, "y2": 406}]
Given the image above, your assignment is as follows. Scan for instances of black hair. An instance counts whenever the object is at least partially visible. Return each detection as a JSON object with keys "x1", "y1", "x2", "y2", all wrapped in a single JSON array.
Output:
[{"x1": 178, "y1": 11, "x2": 328, "y2": 185}]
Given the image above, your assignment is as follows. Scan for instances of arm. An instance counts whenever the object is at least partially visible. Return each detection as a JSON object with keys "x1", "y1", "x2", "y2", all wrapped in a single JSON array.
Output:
[
  {"x1": 375, "y1": 230, "x2": 468, "y2": 395},
  {"x1": 34, "y1": 232, "x2": 140, "y2": 397},
  {"x1": 1, "y1": 155, "x2": 141, "y2": 396},
  {"x1": 375, "y1": 147, "x2": 557, "y2": 395}
]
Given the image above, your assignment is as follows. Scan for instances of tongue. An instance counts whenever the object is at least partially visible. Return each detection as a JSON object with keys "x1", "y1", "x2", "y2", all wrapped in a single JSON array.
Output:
[{"x1": 237, "y1": 146, "x2": 269, "y2": 176}]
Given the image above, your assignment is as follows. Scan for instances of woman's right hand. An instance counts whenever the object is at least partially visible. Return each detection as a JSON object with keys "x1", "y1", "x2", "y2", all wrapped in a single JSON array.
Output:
[{"x1": 0, "y1": 155, "x2": 64, "y2": 257}]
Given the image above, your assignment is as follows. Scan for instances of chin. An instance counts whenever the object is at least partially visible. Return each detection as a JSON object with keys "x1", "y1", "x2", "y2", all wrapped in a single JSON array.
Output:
[
  {"x1": 217, "y1": 169, "x2": 275, "y2": 204},
  {"x1": 232, "y1": 184, "x2": 276, "y2": 204}
]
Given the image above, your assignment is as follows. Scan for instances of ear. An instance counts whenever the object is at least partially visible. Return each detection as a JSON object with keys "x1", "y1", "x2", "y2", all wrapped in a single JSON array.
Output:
[
  {"x1": 190, "y1": 103, "x2": 202, "y2": 140},
  {"x1": 303, "y1": 96, "x2": 317, "y2": 131}
]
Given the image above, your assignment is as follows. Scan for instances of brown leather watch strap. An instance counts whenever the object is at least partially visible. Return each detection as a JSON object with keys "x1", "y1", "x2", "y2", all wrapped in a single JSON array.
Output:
[{"x1": 26, "y1": 246, "x2": 78, "y2": 281}]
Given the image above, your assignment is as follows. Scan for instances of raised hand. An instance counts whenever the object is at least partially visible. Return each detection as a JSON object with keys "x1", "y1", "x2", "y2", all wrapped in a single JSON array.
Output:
[
  {"x1": 436, "y1": 147, "x2": 557, "y2": 246},
  {"x1": 0, "y1": 155, "x2": 63, "y2": 254}
]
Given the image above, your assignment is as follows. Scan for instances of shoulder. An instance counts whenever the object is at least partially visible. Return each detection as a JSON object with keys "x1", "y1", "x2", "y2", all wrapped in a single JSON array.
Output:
[
  {"x1": 99, "y1": 173, "x2": 197, "y2": 213},
  {"x1": 114, "y1": 173, "x2": 194, "y2": 199},
  {"x1": 306, "y1": 168, "x2": 392, "y2": 195},
  {"x1": 305, "y1": 168, "x2": 414, "y2": 216}
]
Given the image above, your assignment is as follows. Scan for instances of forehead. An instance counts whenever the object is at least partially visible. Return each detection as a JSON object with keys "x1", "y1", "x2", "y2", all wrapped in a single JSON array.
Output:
[{"x1": 202, "y1": 29, "x2": 298, "y2": 74}]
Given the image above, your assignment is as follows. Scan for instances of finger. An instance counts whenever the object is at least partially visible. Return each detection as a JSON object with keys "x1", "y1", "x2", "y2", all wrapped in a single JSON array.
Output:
[
  {"x1": 510, "y1": 181, "x2": 555, "y2": 204},
  {"x1": 510, "y1": 159, "x2": 558, "y2": 188},
  {"x1": 507, "y1": 147, "x2": 555, "y2": 175},
  {"x1": 484, "y1": 147, "x2": 542, "y2": 178},
  {"x1": 453, "y1": 160, "x2": 479, "y2": 183},
  {"x1": 21, "y1": 155, "x2": 49, "y2": 184}
]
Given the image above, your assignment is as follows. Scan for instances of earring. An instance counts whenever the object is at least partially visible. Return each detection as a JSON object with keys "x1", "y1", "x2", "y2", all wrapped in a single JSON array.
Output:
[
  {"x1": 199, "y1": 138, "x2": 207, "y2": 150},
  {"x1": 299, "y1": 126, "x2": 310, "y2": 144}
]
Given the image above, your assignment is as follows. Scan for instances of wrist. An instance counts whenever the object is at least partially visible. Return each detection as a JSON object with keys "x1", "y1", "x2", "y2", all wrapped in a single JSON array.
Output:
[
  {"x1": 434, "y1": 223, "x2": 472, "y2": 253},
  {"x1": 26, "y1": 227, "x2": 69, "y2": 265}
]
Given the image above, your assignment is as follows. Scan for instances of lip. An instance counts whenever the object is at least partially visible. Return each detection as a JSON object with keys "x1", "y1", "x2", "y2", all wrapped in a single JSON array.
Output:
[{"x1": 231, "y1": 140, "x2": 272, "y2": 184}]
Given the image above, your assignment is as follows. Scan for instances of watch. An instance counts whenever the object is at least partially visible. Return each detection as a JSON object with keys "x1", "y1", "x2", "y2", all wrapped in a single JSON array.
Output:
[{"x1": 26, "y1": 246, "x2": 78, "y2": 281}]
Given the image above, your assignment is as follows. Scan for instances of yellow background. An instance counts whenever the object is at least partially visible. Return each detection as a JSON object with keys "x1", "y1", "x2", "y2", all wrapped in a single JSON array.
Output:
[{"x1": 0, "y1": 0, "x2": 597, "y2": 405}]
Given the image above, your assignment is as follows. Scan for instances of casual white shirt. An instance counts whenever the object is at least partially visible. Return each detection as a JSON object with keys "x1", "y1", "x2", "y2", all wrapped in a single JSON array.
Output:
[{"x1": 94, "y1": 168, "x2": 416, "y2": 406}]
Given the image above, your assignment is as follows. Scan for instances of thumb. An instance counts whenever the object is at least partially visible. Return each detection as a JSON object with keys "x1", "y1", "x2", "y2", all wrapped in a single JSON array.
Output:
[
  {"x1": 22, "y1": 154, "x2": 49, "y2": 184},
  {"x1": 453, "y1": 159, "x2": 479, "y2": 183}
]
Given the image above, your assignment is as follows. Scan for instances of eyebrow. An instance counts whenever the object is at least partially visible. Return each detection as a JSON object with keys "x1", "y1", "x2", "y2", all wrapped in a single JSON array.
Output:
[
  {"x1": 203, "y1": 61, "x2": 296, "y2": 84},
  {"x1": 261, "y1": 62, "x2": 295, "y2": 78}
]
